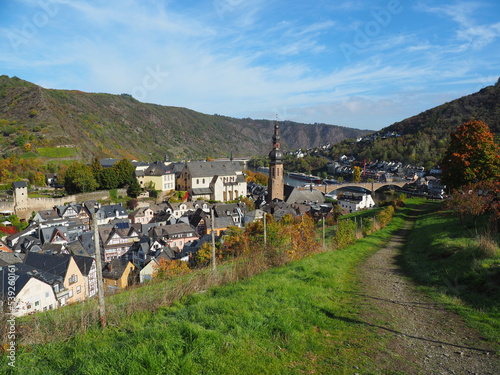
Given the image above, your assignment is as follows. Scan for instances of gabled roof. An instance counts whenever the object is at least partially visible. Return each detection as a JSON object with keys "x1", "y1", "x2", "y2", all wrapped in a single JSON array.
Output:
[
  {"x1": 157, "y1": 223, "x2": 197, "y2": 237},
  {"x1": 23, "y1": 252, "x2": 73, "y2": 279},
  {"x1": 12, "y1": 181, "x2": 28, "y2": 189},
  {"x1": 72, "y1": 255, "x2": 95, "y2": 277},
  {"x1": 9, "y1": 262, "x2": 64, "y2": 288},
  {"x1": 185, "y1": 161, "x2": 243, "y2": 178},
  {"x1": 144, "y1": 161, "x2": 175, "y2": 176},
  {"x1": 100, "y1": 158, "x2": 120, "y2": 168},
  {"x1": 0, "y1": 252, "x2": 24, "y2": 266},
  {"x1": 102, "y1": 259, "x2": 135, "y2": 280},
  {"x1": 96, "y1": 204, "x2": 127, "y2": 219},
  {"x1": 0, "y1": 267, "x2": 31, "y2": 298},
  {"x1": 34, "y1": 209, "x2": 60, "y2": 221},
  {"x1": 284, "y1": 185, "x2": 325, "y2": 205},
  {"x1": 211, "y1": 216, "x2": 234, "y2": 229},
  {"x1": 39, "y1": 227, "x2": 68, "y2": 244}
]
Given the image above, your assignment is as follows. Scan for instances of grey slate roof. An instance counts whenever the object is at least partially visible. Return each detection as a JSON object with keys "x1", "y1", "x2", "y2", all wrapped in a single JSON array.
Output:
[
  {"x1": 0, "y1": 252, "x2": 25, "y2": 266},
  {"x1": 73, "y1": 255, "x2": 95, "y2": 277},
  {"x1": 186, "y1": 161, "x2": 242, "y2": 178},
  {"x1": 144, "y1": 161, "x2": 174, "y2": 176},
  {"x1": 102, "y1": 258, "x2": 135, "y2": 280},
  {"x1": 24, "y1": 253, "x2": 72, "y2": 279},
  {"x1": 0, "y1": 267, "x2": 31, "y2": 298},
  {"x1": 12, "y1": 181, "x2": 28, "y2": 189},
  {"x1": 284, "y1": 185, "x2": 325, "y2": 205},
  {"x1": 8, "y1": 262, "x2": 64, "y2": 290}
]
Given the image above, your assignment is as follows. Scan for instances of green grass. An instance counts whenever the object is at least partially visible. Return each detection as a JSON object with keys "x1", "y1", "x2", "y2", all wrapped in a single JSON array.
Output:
[
  {"x1": 18, "y1": 151, "x2": 38, "y2": 159},
  {"x1": 399, "y1": 203, "x2": 500, "y2": 347},
  {"x1": 0, "y1": 203, "x2": 417, "y2": 375},
  {"x1": 36, "y1": 147, "x2": 78, "y2": 158}
]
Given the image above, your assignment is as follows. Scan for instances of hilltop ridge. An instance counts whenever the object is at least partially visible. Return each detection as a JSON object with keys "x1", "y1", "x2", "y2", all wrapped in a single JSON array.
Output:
[
  {"x1": 328, "y1": 79, "x2": 500, "y2": 167},
  {"x1": 0, "y1": 75, "x2": 371, "y2": 161}
]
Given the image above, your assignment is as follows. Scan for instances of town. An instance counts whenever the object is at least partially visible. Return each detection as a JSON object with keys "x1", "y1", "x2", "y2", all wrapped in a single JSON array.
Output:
[{"x1": 0, "y1": 122, "x2": 449, "y2": 317}]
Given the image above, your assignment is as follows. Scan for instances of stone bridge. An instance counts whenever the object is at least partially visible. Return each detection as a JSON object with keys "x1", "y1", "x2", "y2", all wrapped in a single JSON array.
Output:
[{"x1": 300, "y1": 181, "x2": 408, "y2": 194}]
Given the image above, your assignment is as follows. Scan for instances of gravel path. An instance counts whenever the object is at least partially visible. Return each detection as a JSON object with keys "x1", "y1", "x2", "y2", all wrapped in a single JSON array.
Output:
[{"x1": 359, "y1": 213, "x2": 500, "y2": 374}]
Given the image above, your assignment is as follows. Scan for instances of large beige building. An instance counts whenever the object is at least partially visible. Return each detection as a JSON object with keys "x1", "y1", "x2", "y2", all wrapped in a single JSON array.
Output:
[
  {"x1": 177, "y1": 161, "x2": 247, "y2": 202},
  {"x1": 136, "y1": 161, "x2": 176, "y2": 192}
]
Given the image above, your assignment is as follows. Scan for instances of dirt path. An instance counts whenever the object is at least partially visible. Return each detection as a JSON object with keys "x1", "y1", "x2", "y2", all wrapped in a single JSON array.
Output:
[{"x1": 359, "y1": 212, "x2": 500, "y2": 374}]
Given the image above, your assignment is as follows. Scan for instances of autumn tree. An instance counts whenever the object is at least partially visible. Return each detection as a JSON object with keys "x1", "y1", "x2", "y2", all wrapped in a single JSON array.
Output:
[
  {"x1": 447, "y1": 181, "x2": 500, "y2": 232},
  {"x1": 352, "y1": 166, "x2": 361, "y2": 183},
  {"x1": 441, "y1": 120, "x2": 500, "y2": 192},
  {"x1": 153, "y1": 258, "x2": 191, "y2": 280}
]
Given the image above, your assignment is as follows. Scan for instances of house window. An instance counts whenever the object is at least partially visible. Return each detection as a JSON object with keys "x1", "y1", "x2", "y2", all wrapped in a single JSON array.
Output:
[
  {"x1": 69, "y1": 274, "x2": 78, "y2": 284},
  {"x1": 68, "y1": 289, "x2": 73, "y2": 298},
  {"x1": 76, "y1": 286, "x2": 81, "y2": 294},
  {"x1": 54, "y1": 284, "x2": 59, "y2": 293},
  {"x1": 35, "y1": 301, "x2": 40, "y2": 307}
]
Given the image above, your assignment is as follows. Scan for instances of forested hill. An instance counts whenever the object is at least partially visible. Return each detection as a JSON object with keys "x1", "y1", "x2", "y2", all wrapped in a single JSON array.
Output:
[
  {"x1": 329, "y1": 79, "x2": 500, "y2": 169},
  {"x1": 0, "y1": 76, "x2": 371, "y2": 161}
]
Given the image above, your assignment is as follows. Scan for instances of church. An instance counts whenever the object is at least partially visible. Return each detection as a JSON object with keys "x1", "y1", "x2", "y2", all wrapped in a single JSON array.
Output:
[{"x1": 266, "y1": 122, "x2": 324, "y2": 206}]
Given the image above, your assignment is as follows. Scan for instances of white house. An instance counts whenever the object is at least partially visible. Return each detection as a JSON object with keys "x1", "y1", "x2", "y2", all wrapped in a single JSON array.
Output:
[
  {"x1": 177, "y1": 161, "x2": 247, "y2": 202},
  {"x1": 338, "y1": 193, "x2": 375, "y2": 213},
  {"x1": 139, "y1": 258, "x2": 159, "y2": 283},
  {"x1": 1, "y1": 266, "x2": 58, "y2": 317}
]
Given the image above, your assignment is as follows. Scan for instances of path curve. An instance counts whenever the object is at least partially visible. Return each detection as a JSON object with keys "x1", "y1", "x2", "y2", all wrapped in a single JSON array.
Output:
[{"x1": 359, "y1": 210, "x2": 500, "y2": 374}]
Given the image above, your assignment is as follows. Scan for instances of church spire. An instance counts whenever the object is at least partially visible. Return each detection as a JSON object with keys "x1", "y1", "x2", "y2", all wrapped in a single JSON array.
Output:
[{"x1": 268, "y1": 118, "x2": 284, "y2": 202}]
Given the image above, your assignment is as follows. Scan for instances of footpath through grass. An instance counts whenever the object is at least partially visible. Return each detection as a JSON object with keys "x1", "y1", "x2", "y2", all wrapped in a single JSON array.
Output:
[
  {"x1": 1, "y1": 202, "x2": 419, "y2": 375},
  {"x1": 399, "y1": 202, "x2": 500, "y2": 348}
]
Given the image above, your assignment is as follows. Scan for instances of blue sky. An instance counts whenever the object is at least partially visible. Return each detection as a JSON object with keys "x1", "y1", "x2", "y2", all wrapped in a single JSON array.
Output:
[{"x1": 1, "y1": 0, "x2": 499, "y2": 130}]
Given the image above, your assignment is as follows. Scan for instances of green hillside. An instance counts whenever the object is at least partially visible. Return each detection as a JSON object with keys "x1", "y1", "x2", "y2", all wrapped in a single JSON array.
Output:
[
  {"x1": 328, "y1": 79, "x2": 500, "y2": 168},
  {"x1": 0, "y1": 75, "x2": 371, "y2": 162}
]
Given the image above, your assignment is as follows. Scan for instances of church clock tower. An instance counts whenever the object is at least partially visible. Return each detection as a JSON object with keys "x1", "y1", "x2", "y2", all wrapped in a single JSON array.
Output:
[{"x1": 268, "y1": 121, "x2": 284, "y2": 201}]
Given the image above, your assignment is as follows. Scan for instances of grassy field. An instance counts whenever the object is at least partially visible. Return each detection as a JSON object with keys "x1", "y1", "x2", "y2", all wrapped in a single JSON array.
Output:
[
  {"x1": 399, "y1": 204, "x2": 500, "y2": 346},
  {"x1": 0, "y1": 202, "x2": 416, "y2": 375},
  {"x1": 2, "y1": 199, "x2": 498, "y2": 374},
  {"x1": 36, "y1": 147, "x2": 78, "y2": 158}
]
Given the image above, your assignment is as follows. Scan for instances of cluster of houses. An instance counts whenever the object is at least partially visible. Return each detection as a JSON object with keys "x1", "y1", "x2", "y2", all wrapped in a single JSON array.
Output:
[{"x1": 1, "y1": 159, "x2": 334, "y2": 317}]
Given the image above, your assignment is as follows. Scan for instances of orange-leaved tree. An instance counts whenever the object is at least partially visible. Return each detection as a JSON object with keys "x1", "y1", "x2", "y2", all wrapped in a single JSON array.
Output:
[
  {"x1": 441, "y1": 120, "x2": 500, "y2": 192},
  {"x1": 153, "y1": 258, "x2": 191, "y2": 280}
]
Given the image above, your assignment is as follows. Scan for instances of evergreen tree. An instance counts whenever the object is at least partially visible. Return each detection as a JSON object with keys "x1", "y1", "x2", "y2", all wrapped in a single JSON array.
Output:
[{"x1": 127, "y1": 177, "x2": 142, "y2": 198}]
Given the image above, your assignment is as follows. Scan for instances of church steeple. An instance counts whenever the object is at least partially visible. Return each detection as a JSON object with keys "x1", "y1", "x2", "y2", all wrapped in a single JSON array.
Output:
[{"x1": 268, "y1": 120, "x2": 284, "y2": 202}]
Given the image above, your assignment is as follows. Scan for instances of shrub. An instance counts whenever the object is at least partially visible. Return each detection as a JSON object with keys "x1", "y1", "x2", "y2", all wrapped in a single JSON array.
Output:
[
  {"x1": 471, "y1": 234, "x2": 499, "y2": 259},
  {"x1": 334, "y1": 219, "x2": 357, "y2": 249},
  {"x1": 376, "y1": 205, "x2": 395, "y2": 226}
]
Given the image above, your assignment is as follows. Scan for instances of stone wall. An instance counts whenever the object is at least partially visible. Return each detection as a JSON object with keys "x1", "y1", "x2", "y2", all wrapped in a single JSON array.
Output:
[{"x1": 8, "y1": 189, "x2": 127, "y2": 220}]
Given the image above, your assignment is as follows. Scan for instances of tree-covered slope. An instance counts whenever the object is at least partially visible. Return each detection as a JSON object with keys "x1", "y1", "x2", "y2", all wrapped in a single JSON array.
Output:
[
  {"x1": 0, "y1": 75, "x2": 371, "y2": 161},
  {"x1": 328, "y1": 79, "x2": 500, "y2": 168}
]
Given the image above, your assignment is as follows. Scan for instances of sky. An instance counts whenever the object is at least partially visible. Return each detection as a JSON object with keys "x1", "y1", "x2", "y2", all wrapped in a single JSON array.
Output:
[{"x1": 1, "y1": 0, "x2": 499, "y2": 131}]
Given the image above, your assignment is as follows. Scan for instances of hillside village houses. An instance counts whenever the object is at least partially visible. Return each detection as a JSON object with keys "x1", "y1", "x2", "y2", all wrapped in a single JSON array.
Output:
[
  {"x1": 0, "y1": 157, "x2": 257, "y2": 316},
  {"x1": 1, "y1": 133, "x2": 344, "y2": 316}
]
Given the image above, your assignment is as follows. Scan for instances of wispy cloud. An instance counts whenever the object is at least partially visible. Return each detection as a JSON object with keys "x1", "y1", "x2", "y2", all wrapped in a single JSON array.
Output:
[{"x1": 0, "y1": 0, "x2": 498, "y2": 130}]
